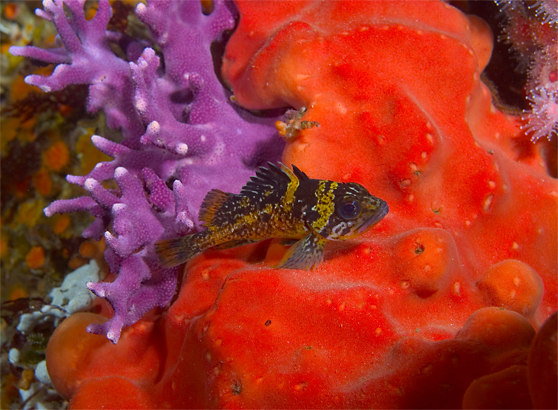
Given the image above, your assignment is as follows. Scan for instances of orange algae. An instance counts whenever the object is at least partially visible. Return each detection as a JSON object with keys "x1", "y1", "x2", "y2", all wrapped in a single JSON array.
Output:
[
  {"x1": 84, "y1": 2, "x2": 99, "y2": 21},
  {"x1": 25, "y1": 246, "x2": 45, "y2": 269},
  {"x1": 0, "y1": 374, "x2": 20, "y2": 409},
  {"x1": 68, "y1": 257, "x2": 88, "y2": 271},
  {"x1": 14, "y1": 200, "x2": 45, "y2": 229},
  {"x1": 13, "y1": 178, "x2": 31, "y2": 200},
  {"x1": 52, "y1": 214, "x2": 71, "y2": 235},
  {"x1": 76, "y1": 132, "x2": 111, "y2": 175},
  {"x1": 3, "y1": 4, "x2": 19, "y2": 21},
  {"x1": 58, "y1": 104, "x2": 74, "y2": 117},
  {"x1": 78, "y1": 241, "x2": 103, "y2": 259},
  {"x1": 32, "y1": 167, "x2": 52, "y2": 196},
  {"x1": 7, "y1": 283, "x2": 29, "y2": 301},
  {"x1": 43, "y1": 139, "x2": 70, "y2": 172},
  {"x1": 9, "y1": 74, "x2": 38, "y2": 103},
  {"x1": 0, "y1": 117, "x2": 37, "y2": 150},
  {"x1": 77, "y1": 240, "x2": 107, "y2": 271},
  {"x1": 17, "y1": 369, "x2": 36, "y2": 391}
]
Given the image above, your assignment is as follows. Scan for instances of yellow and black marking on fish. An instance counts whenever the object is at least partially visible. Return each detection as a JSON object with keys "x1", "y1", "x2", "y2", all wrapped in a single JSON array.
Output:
[{"x1": 155, "y1": 163, "x2": 389, "y2": 270}]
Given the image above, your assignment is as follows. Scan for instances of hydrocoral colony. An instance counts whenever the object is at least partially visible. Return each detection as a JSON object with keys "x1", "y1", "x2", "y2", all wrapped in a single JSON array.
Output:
[
  {"x1": 10, "y1": 0, "x2": 283, "y2": 343},
  {"x1": 10, "y1": 0, "x2": 558, "y2": 408}
]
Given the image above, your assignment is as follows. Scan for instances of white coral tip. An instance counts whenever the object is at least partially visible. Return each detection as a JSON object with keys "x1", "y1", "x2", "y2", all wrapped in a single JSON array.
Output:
[
  {"x1": 114, "y1": 167, "x2": 127, "y2": 178},
  {"x1": 84, "y1": 178, "x2": 98, "y2": 191},
  {"x1": 175, "y1": 143, "x2": 188, "y2": 155}
]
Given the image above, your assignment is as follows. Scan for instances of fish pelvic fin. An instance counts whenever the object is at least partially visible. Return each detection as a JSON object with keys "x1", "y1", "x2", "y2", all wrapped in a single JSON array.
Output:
[
  {"x1": 199, "y1": 189, "x2": 231, "y2": 226},
  {"x1": 276, "y1": 232, "x2": 327, "y2": 270},
  {"x1": 154, "y1": 234, "x2": 202, "y2": 268}
]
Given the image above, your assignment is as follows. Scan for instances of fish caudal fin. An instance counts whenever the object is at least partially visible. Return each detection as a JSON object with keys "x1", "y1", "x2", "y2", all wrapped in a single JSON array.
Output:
[
  {"x1": 154, "y1": 235, "x2": 201, "y2": 268},
  {"x1": 276, "y1": 232, "x2": 327, "y2": 270}
]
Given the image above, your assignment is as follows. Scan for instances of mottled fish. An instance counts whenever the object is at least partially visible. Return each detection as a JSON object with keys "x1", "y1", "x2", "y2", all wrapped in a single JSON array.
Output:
[{"x1": 155, "y1": 163, "x2": 388, "y2": 270}]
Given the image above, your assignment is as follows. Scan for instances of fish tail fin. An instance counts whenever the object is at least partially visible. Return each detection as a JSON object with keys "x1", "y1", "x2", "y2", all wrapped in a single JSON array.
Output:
[{"x1": 154, "y1": 234, "x2": 202, "y2": 268}]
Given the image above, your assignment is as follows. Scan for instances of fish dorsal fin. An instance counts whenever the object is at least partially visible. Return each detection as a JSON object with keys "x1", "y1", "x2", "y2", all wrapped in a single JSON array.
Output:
[
  {"x1": 240, "y1": 162, "x2": 297, "y2": 197},
  {"x1": 292, "y1": 164, "x2": 310, "y2": 181},
  {"x1": 199, "y1": 189, "x2": 229, "y2": 226}
]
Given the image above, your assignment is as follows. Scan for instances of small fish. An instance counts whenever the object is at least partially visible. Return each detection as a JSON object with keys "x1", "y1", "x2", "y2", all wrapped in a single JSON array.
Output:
[{"x1": 155, "y1": 163, "x2": 388, "y2": 270}]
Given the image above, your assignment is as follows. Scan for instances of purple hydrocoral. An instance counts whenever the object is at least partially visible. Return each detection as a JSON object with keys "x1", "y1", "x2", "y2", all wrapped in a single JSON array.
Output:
[
  {"x1": 10, "y1": 0, "x2": 284, "y2": 343},
  {"x1": 10, "y1": 0, "x2": 145, "y2": 140}
]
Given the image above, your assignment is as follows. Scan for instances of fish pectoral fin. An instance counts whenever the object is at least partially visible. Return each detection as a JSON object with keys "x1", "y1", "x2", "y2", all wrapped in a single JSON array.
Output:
[
  {"x1": 278, "y1": 238, "x2": 299, "y2": 247},
  {"x1": 276, "y1": 233, "x2": 327, "y2": 270},
  {"x1": 213, "y1": 239, "x2": 259, "y2": 250}
]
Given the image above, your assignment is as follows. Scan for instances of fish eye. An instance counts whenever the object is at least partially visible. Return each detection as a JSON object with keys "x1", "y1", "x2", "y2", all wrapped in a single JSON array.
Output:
[{"x1": 337, "y1": 199, "x2": 361, "y2": 220}]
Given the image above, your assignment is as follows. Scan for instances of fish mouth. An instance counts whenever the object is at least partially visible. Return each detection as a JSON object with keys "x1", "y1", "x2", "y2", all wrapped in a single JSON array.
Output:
[{"x1": 357, "y1": 201, "x2": 389, "y2": 234}]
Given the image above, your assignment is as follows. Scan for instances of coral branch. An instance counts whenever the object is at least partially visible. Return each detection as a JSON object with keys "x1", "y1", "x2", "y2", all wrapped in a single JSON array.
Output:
[{"x1": 14, "y1": 0, "x2": 284, "y2": 342}]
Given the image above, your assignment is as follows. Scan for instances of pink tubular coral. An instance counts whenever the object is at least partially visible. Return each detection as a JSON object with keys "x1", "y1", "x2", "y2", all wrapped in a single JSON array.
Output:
[
  {"x1": 523, "y1": 84, "x2": 558, "y2": 141},
  {"x1": 496, "y1": 0, "x2": 558, "y2": 142},
  {"x1": 533, "y1": 0, "x2": 558, "y2": 25}
]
